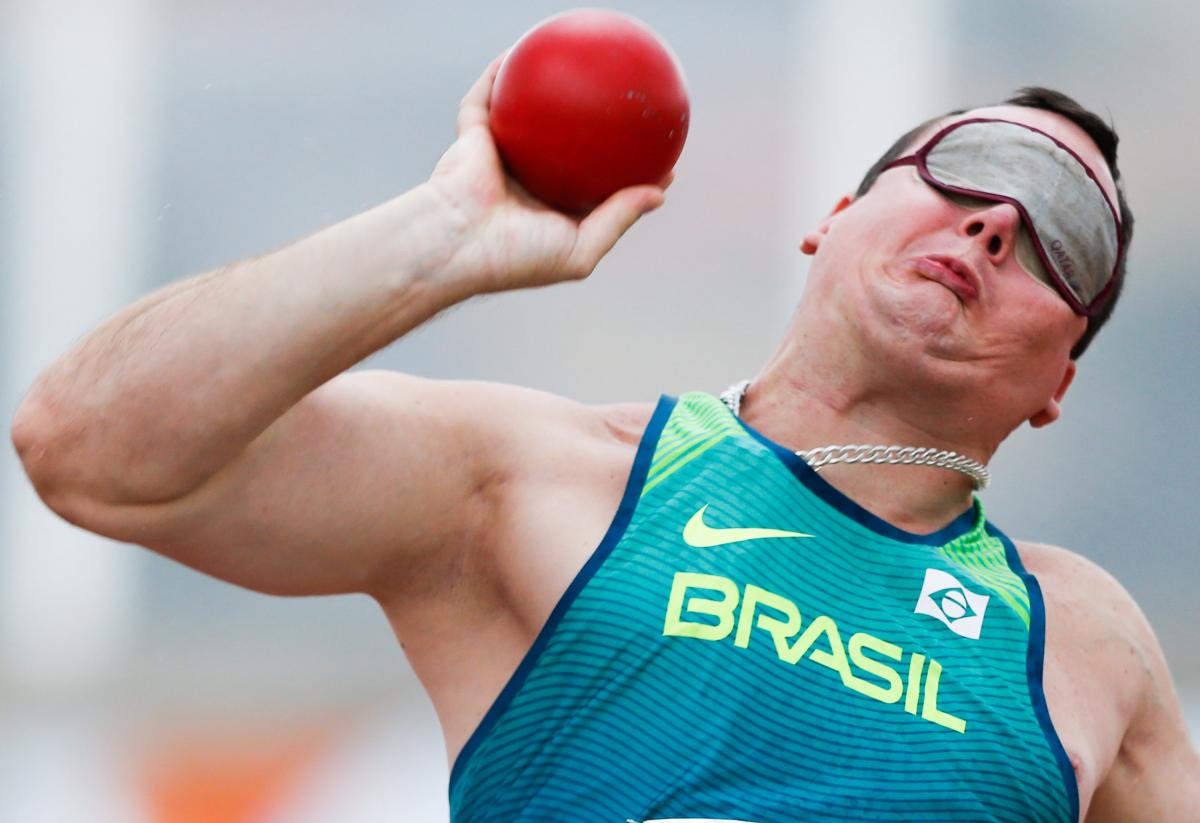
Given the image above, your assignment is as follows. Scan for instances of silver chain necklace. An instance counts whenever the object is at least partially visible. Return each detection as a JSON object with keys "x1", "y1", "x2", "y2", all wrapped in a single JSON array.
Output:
[{"x1": 718, "y1": 380, "x2": 990, "y2": 490}]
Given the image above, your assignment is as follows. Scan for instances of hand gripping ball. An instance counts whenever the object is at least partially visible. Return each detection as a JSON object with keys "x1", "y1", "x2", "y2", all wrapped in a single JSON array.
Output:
[{"x1": 489, "y1": 9, "x2": 690, "y2": 213}]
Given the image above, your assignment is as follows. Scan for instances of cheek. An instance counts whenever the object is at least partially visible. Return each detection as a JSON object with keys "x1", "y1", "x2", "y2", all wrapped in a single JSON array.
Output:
[
  {"x1": 872, "y1": 196, "x2": 959, "y2": 256},
  {"x1": 828, "y1": 197, "x2": 935, "y2": 257},
  {"x1": 814, "y1": 178, "x2": 966, "y2": 285},
  {"x1": 985, "y1": 284, "x2": 1084, "y2": 360}
]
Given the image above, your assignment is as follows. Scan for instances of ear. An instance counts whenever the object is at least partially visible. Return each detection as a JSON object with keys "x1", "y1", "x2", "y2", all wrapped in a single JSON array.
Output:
[
  {"x1": 1028, "y1": 360, "x2": 1077, "y2": 429},
  {"x1": 800, "y1": 194, "x2": 854, "y2": 255}
]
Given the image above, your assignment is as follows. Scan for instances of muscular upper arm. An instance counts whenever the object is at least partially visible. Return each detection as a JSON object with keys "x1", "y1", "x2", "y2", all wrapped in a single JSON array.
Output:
[
  {"x1": 1029, "y1": 544, "x2": 1200, "y2": 821},
  {"x1": 56, "y1": 371, "x2": 581, "y2": 599},
  {"x1": 1086, "y1": 587, "x2": 1200, "y2": 821}
]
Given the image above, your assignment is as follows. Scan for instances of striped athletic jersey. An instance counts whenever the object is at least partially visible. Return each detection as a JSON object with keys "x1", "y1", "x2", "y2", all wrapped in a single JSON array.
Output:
[{"x1": 448, "y1": 392, "x2": 1078, "y2": 822}]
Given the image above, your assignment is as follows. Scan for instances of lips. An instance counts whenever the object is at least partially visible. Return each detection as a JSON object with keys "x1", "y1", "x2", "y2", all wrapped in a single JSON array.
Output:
[{"x1": 912, "y1": 255, "x2": 981, "y2": 302}]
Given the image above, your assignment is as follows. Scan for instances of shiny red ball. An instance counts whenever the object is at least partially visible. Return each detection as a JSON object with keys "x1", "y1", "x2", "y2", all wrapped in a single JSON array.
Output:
[{"x1": 489, "y1": 9, "x2": 690, "y2": 213}]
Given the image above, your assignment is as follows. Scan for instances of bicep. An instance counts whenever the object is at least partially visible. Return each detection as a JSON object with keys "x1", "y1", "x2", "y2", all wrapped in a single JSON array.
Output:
[
  {"x1": 1021, "y1": 542, "x2": 1200, "y2": 821},
  {"x1": 67, "y1": 371, "x2": 520, "y2": 598},
  {"x1": 1087, "y1": 675, "x2": 1200, "y2": 822},
  {"x1": 1086, "y1": 587, "x2": 1200, "y2": 821}
]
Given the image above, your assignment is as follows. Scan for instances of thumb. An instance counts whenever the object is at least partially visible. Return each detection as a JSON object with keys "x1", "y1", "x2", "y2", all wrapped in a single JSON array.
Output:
[{"x1": 566, "y1": 186, "x2": 665, "y2": 275}]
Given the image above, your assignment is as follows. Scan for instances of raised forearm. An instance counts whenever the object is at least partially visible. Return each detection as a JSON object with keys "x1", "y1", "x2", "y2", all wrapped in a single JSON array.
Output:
[
  {"x1": 13, "y1": 183, "x2": 477, "y2": 505},
  {"x1": 14, "y1": 52, "x2": 666, "y2": 518}
]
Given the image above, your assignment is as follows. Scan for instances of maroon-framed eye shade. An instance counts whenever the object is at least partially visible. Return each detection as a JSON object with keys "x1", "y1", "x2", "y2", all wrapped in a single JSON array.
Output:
[{"x1": 883, "y1": 117, "x2": 1123, "y2": 316}]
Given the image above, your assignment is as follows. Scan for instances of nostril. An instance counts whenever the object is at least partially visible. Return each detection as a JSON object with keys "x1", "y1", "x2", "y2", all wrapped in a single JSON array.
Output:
[
  {"x1": 988, "y1": 235, "x2": 1002, "y2": 255},
  {"x1": 967, "y1": 222, "x2": 984, "y2": 236}
]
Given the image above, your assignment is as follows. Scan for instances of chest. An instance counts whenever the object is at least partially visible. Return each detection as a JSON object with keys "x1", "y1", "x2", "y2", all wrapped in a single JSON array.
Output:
[
  {"x1": 454, "y1": 406, "x2": 1133, "y2": 819},
  {"x1": 468, "y1": 473, "x2": 1079, "y2": 820},
  {"x1": 503, "y1": 505, "x2": 1129, "y2": 814}
]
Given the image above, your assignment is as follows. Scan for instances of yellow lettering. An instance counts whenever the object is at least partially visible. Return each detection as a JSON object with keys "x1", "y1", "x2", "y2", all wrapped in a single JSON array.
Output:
[
  {"x1": 660, "y1": 573, "x2": 968, "y2": 734},
  {"x1": 734, "y1": 584, "x2": 801, "y2": 658},
  {"x1": 780, "y1": 615, "x2": 851, "y2": 685},
  {"x1": 904, "y1": 653, "x2": 926, "y2": 715},
  {"x1": 922, "y1": 659, "x2": 967, "y2": 733},
  {"x1": 846, "y1": 632, "x2": 903, "y2": 704},
  {"x1": 662, "y1": 572, "x2": 740, "y2": 641}
]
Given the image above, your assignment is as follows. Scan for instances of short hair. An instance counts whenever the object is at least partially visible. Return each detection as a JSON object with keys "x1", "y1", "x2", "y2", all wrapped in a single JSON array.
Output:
[{"x1": 853, "y1": 87, "x2": 1133, "y2": 359}]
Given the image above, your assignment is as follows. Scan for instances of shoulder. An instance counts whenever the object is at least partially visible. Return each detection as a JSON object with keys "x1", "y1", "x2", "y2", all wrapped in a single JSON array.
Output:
[
  {"x1": 340, "y1": 369, "x2": 655, "y2": 449},
  {"x1": 1015, "y1": 540, "x2": 1200, "y2": 820},
  {"x1": 1016, "y1": 540, "x2": 1150, "y2": 720},
  {"x1": 1013, "y1": 539, "x2": 1121, "y2": 590},
  {"x1": 351, "y1": 371, "x2": 659, "y2": 597},
  {"x1": 348, "y1": 369, "x2": 662, "y2": 501},
  {"x1": 1013, "y1": 541, "x2": 1148, "y2": 670},
  {"x1": 596, "y1": 398, "x2": 661, "y2": 444},
  {"x1": 1013, "y1": 540, "x2": 1150, "y2": 652},
  {"x1": 1014, "y1": 540, "x2": 1154, "y2": 706},
  {"x1": 326, "y1": 371, "x2": 661, "y2": 545}
]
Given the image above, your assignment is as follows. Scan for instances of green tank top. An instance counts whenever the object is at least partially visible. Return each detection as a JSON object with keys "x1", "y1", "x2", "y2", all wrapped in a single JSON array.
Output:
[{"x1": 449, "y1": 392, "x2": 1078, "y2": 822}]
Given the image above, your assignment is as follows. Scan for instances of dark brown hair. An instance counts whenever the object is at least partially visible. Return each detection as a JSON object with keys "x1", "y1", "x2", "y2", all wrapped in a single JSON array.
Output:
[{"x1": 853, "y1": 87, "x2": 1132, "y2": 359}]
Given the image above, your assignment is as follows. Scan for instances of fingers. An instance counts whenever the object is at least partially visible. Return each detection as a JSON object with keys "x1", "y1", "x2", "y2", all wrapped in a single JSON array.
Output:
[
  {"x1": 457, "y1": 53, "x2": 507, "y2": 138},
  {"x1": 567, "y1": 185, "x2": 666, "y2": 275}
]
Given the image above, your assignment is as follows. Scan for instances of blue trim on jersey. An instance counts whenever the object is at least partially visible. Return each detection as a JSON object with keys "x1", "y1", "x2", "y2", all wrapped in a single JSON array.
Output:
[
  {"x1": 990, "y1": 524, "x2": 1081, "y2": 823},
  {"x1": 447, "y1": 393, "x2": 678, "y2": 793},
  {"x1": 730, "y1": 412, "x2": 978, "y2": 545}
]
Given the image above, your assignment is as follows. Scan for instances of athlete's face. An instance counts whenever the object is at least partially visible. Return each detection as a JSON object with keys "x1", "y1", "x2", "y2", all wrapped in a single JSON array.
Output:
[{"x1": 800, "y1": 105, "x2": 1118, "y2": 430}]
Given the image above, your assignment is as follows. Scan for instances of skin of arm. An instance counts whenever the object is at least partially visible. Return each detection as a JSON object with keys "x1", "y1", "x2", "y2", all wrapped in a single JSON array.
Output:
[
  {"x1": 10, "y1": 56, "x2": 666, "y2": 601},
  {"x1": 1085, "y1": 583, "x2": 1200, "y2": 821},
  {"x1": 1028, "y1": 542, "x2": 1200, "y2": 821}
]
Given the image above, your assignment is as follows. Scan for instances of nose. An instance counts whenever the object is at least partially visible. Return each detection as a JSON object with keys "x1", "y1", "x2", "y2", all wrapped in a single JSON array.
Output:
[{"x1": 961, "y1": 202, "x2": 1022, "y2": 262}]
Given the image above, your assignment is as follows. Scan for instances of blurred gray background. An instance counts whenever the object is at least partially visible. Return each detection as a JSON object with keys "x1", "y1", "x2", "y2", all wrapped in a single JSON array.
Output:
[{"x1": 2, "y1": 1, "x2": 1197, "y2": 820}]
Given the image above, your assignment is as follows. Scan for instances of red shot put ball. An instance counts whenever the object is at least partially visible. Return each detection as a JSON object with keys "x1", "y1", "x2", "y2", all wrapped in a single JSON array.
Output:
[{"x1": 489, "y1": 8, "x2": 690, "y2": 213}]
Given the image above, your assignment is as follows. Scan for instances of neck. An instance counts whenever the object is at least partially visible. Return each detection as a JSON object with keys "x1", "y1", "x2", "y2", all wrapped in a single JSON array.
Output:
[{"x1": 738, "y1": 338, "x2": 1000, "y2": 534}]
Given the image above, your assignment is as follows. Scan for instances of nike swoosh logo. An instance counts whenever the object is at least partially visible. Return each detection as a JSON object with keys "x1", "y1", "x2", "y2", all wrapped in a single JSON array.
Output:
[{"x1": 682, "y1": 504, "x2": 813, "y2": 548}]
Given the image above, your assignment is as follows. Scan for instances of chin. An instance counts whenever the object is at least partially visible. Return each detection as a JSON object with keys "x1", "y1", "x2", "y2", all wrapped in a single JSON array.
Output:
[
  {"x1": 867, "y1": 276, "x2": 968, "y2": 344},
  {"x1": 848, "y1": 295, "x2": 980, "y2": 392}
]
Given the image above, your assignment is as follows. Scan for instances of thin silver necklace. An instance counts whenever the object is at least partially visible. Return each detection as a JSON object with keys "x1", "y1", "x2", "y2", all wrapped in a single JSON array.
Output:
[{"x1": 718, "y1": 380, "x2": 990, "y2": 490}]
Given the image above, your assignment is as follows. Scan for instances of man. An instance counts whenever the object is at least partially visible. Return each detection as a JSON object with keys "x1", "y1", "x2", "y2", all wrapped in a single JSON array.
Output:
[{"x1": 12, "y1": 56, "x2": 1199, "y2": 820}]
